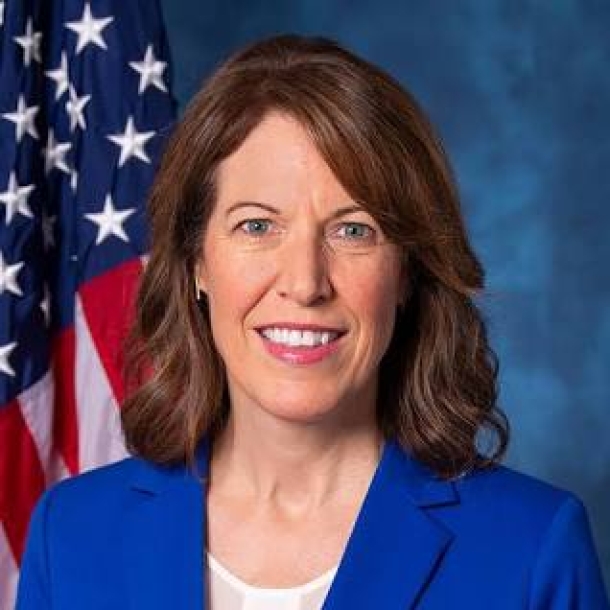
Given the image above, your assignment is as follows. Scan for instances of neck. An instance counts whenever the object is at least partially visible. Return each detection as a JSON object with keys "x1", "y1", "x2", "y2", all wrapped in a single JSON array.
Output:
[{"x1": 209, "y1": 401, "x2": 383, "y2": 515}]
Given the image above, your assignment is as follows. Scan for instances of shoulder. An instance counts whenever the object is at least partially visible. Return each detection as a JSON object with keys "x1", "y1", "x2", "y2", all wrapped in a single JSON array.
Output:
[
  {"x1": 49, "y1": 456, "x2": 139, "y2": 494},
  {"x1": 449, "y1": 461, "x2": 588, "y2": 539},
  {"x1": 39, "y1": 457, "x2": 140, "y2": 513},
  {"x1": 458, "y1": 460, "x2": 576, "y2": 513},
  {"x1": 447, "y1": 462, "x2": 602, "y2": 578},
  {"x1": 17, "y1": 458, "x2": 152, "y2": 609},
  {"x1": 457, "y1": 464, "x2": 608, "y2": 606},
  {"x1": 422, "y1": 462, "x2": 609, "y2": 607},
  {"x1": 30, "y1": 455, "x2": 184, "y2": 537}
]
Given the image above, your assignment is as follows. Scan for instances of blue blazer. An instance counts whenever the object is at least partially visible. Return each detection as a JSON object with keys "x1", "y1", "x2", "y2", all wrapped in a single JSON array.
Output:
[{"x1": 17, "y1": 437, "x2": 609, "y2": 609}]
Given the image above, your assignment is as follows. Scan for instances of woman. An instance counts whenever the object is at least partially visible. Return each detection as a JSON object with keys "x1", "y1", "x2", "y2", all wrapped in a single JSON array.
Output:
[{"x1": 17, "y1": 35, "x2": 608, "y2": 609}]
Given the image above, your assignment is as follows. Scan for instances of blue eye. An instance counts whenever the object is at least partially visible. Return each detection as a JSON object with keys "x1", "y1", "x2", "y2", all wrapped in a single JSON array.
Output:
[
  {"x1": 240, "y1": 219, "x2": 271, "y2": 235},
  {"x1": 337, "y1": 222, "x2": 373, "y2": 239}
]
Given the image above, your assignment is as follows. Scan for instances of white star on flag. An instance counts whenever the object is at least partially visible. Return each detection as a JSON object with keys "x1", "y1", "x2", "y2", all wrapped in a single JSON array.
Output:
[
  {"x1": 0, "y1": 252, "x2": 24, "y2": 297},
  {"x1": 2, "y1": 95, "x2": 39, "y2": 142},
  {"x1": 107, "y1": 116, "x2": 155, "y2": 166},
  {"x1": 65, "y1": 3, "x2": 114, "y2": 54},
  {"x1": 0, "y1": 172, "x2": 34, "y2": 224},
  {"x1": 85, "y1": 194, "x2": 136, "y2": 245},
  {"x1": 0, "y1": 342, "x2": 17, "y2": 377},
  {"x1": 45, "y1": 51, "x2": 70, "y2": 100},
  {"x1": 0, "y1": 2, "x2": 5, "y2": 27},
  {"x1": 13, "y1": 18, "x2": 42, "y2": 66},
  {"x1": 66, "y1": 85, "x2": 91, "y2": 131},
  {"x1": 43, "y1": 130, "x2": 71, "y2": 174},
  {"x1": 129, "y1": 45, "x2": 168, "y2": 94}
]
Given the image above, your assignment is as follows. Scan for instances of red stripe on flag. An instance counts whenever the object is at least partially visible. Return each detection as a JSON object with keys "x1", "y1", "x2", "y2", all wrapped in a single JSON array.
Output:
[
  {"x1": 79, "y1": 259, "x2": 143, "y2": 405},
  {"x1": 52, "y1": 327, "x2": 79, "y2": 475},
  {"x1": 0, "y1": 401, "x2": 46, "y2": 562}
]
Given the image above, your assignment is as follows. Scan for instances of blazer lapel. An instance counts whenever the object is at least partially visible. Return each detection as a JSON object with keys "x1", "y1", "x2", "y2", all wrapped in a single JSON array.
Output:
[
  {"x1": 322, "y1": 440, "x2": 459, "y2": 610},
  {"x1": 122, "y1": 440, "x2": 210, "y2": 610}
]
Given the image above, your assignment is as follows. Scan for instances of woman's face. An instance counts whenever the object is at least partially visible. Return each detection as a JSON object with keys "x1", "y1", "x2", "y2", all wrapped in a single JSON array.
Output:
[{"x1": 197, "y1": 112, "x2": 404, "y2": 427}]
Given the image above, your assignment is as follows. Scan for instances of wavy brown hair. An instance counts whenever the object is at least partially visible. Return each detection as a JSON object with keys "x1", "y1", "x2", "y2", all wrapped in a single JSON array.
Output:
[{"x1": 121, "y1": 34, "x2": 509, "y2": 479}]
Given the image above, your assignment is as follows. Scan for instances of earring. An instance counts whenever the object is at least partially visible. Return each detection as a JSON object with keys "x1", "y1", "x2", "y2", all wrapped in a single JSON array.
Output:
[{"x1": 194, "y1": 278, "x2": 205, "y2": 302}]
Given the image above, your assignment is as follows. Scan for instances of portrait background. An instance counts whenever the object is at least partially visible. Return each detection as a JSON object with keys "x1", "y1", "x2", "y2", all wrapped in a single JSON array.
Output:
[{"x1": 160, "y1": 0, "x2": 610, "y2": 587}]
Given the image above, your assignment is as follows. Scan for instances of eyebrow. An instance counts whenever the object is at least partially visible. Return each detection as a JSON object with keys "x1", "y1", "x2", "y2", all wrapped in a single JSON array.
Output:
[{"x1": 225, "y1": 201, "x2": 367, "y2": 220}]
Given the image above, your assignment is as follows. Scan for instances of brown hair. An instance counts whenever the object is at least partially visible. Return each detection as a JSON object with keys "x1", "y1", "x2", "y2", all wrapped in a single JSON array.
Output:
[{"x1": 121, "y1": 34, "x2": 509, "y2": 479}]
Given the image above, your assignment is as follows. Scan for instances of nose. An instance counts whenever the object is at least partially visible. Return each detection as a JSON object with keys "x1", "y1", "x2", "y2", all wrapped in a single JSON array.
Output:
[{"x1": 274, "y1": 229, "x2": 332, "y2": 306}]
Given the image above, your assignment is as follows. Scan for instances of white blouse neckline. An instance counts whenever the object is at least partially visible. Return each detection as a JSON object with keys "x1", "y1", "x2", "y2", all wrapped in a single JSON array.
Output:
[{"x1": 206, "y1": 551, "x2": 339, "y2": 597}]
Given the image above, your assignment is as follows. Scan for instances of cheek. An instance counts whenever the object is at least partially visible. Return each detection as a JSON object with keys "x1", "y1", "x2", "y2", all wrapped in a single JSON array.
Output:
[
  {"x1": 350, "y1": 259, "x2": 402, "y2": 347},
  {"x1": 362, "y1": 280, "x2": 400, "y2": 342},
  {"x1": 204, "y1": 249, "x2": 272, "y2": 329},
  {"x1": 338, "y1": 252, "x2": 402, "y2": 311}
]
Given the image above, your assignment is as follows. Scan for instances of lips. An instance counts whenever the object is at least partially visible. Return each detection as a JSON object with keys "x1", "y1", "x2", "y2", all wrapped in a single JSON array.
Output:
[{"x1": 255, "y1": 324, "x2": 346, "y2": 364}]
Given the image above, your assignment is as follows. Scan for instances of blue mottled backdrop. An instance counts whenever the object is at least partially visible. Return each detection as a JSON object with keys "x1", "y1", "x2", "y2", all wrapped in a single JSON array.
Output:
[{"x1": 160, "y1": 0, "x2": 610, "y2": 587}]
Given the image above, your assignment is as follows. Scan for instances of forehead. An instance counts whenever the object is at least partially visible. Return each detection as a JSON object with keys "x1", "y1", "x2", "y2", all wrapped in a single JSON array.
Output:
[{"x1": 215, "y1": 111, "x2": 352, "y2": 207}]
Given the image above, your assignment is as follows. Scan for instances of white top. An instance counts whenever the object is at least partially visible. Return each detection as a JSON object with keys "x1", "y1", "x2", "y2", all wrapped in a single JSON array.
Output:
[{"x1": 206, "y1": 552, "x2": 338, "y2": 610}]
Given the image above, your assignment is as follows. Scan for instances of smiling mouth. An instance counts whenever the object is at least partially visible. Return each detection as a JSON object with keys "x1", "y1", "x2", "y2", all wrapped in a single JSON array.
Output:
[{"x1": 256, "y1": 327, "x2": 344, "y2": 348}]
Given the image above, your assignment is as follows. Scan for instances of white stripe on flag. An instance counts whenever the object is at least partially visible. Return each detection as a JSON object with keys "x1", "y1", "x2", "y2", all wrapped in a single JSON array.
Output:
[
  {"x1": 0, "y1": 523, "x2": 19, "y2": 610},
  {"x1": 75, "y1": 296, "x2": 128, "y2": 472},
  {"x1": 18, "y1": 371, "x2": 70, "y2": 486}
]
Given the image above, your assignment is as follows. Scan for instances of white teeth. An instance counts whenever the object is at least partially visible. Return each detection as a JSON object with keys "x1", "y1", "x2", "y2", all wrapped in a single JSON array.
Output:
[
  {"x1": 302, "y1": 331, "x2": 315, "y2": 347},
  {"x1": 261, "y1": 328, "x2": 339, "y2": 347}
]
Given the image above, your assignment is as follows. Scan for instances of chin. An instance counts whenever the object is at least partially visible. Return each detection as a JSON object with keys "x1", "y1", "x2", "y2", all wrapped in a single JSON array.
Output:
[{"x1": 252, "y1": 389, "x2": 347, "y2": 425}]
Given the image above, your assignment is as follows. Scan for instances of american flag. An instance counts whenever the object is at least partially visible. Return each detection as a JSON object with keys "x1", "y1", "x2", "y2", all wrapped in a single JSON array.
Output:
[{"x1": 0, "y1": 0, "x2": 175, "y2": 605}]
